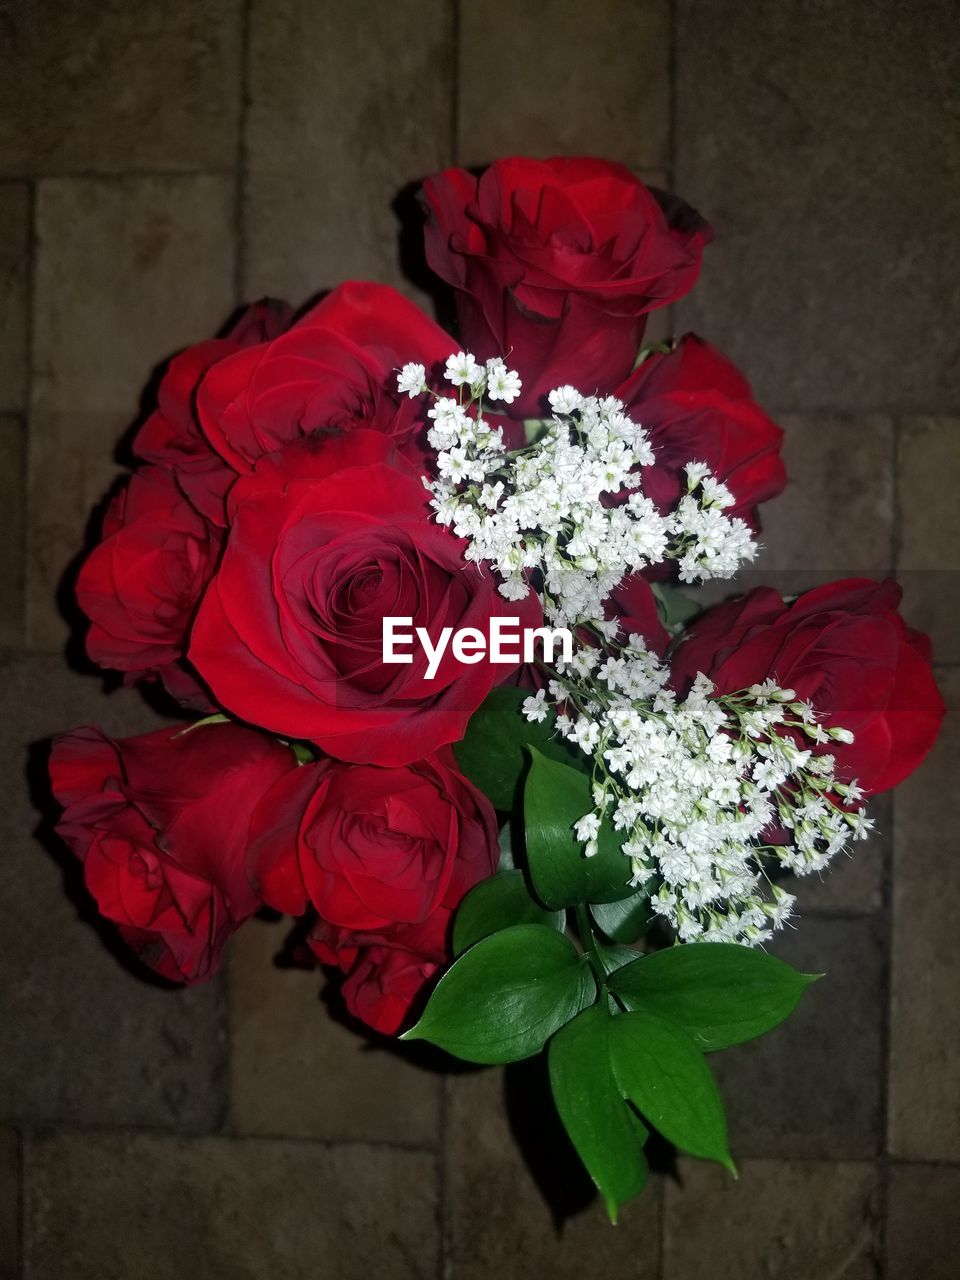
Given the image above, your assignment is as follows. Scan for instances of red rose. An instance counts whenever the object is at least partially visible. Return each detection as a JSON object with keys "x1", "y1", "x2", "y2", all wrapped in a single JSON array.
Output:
[
  {"x1": 671, "y1": 578, "x2": 945, "y2": 794},
  {"x1": 196, "y1": 281, "x2": 452, "y2": 476},
  {"x1": 134, "y1": 299, "x2": 292, "y2": 524},
  {"x1": 49, "y1": 722, "x2": 297, "y2": 982},
  {"x1": 310, "y1": 912, "x2": 451, "y2": 1036},
  {"x1": 190, "y1": 429, "x2": 542, "y2": 764},
  {"x1": 76, "y1": 466, "x2": 222, "y2": 706},
  {"x1": 606, "y1": 575, "x2": 670, "y2": 656},
  {"x1": 248, "y1": 750, "x2": 498, "y2": 928},
  {"x1": 422, "y1": 157, "x2": 712, "y2": 416},
  {"x1": 614, "y1": 335, "x2": 785, "y2": 529}
]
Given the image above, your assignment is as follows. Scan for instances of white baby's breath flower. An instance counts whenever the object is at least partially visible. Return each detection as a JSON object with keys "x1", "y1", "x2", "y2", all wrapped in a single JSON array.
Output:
[
  {"x1": 398, "y1": 352, "x2": 858, "y2": 945},
  {"x1": 396, "y1": 362, "x2": 426, "y2": 398},
  {"x1": 574, "y1": 813, "x2": 601, "y2": 843},
  {"x1": 445, "y1": 351, "x2": 482, "y2": 387},
  {"x1": 522, "y1": 689, "x2": 549, "y2": 723},
  {"x1": 548, "y1": 385, "x2": 583, "y2": 415},
  {"x1": 485, "y1": 359, "x2": 522, "y2": 404}
]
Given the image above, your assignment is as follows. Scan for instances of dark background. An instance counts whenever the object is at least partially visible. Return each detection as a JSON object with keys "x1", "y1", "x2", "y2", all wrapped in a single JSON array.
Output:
[{"x1": 1, "y1": 1, "x2": 958, "y2": 1276}]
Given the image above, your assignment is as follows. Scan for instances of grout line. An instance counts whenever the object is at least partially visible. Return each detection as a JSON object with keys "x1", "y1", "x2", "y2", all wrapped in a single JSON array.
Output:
[
  {"x1": 875, "y1": 416, "x2": 904, "y2": 1278},
  {"x1": 450, "y1": 0, "x2": 461, "y2": 166},
  {"x1": 13, "y1": 1120, "x2": 438, "y2": 1155},
  {"x1": 886, "y1": 1155, "x2": 960, "y2": 1171},
  {"x1": 3, "y1": 167, "x2": 236, "y2": 183},
  {"x1": 438, "y1": 1076, "x2": 450, "y2": 1280},
  {"x1": 667, "y1": 0, "x2": 678, "y2": 194},
  {"x1": 21, "y1": 178, "x2": 38, "y2": 656},
  {"x1": 234, "y1": 0, "x2": 251, "y2": 305},
  {"x1": 767, "y1": 405, "x2": 960, "y2": 419},
  {"x1": 16, "y1": 1129, "x2": 25, "y2": 1280},
  {"x1": 219, "y1": 0, "x2": 253, "y2": 1137}
]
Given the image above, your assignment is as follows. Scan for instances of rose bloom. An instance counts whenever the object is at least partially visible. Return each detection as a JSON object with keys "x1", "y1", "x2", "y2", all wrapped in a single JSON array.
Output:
[
  {"x1": 76, "y1": 466, "x2": 222, "y2": 707},
  {"x1": 248, "y1": 748, "x2": 497, "y2": 929},
  {"x1": 615, "y1": 334, "x2": 786, "y2": 529},
  {"x1": 197, "y1": 281, "x2": 452, "y2": 476},
  {"x1": 422, "y1": 156, "x2": 712, "y2": 415},
  {"x1": 248, "y1": 748, "x2": 497, "y2": 1035},
  {"x1": 190, "y1": 429, "x2": 542, "y2": 765},
  {"x1": 49, "y1": 723, "x2": 296, "y2": 982},
  {"x1": 671, "y1": 578, "x2": 945, "y2": 794},
  {"x1": 310, "y1": 912, "x2": 452, "y2": 1037},
  {"x1": 606, "y1": 575, "x2": 670, "y2": 655},
  {"x1": 133, "y1": 298, "x2": 292, "y2": 525}
]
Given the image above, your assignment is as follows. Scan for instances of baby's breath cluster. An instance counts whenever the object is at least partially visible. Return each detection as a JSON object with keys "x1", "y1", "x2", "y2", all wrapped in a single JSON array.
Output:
[
  {"x1": 397, "y1": 354, "x2": 757, "y2": 626},
  {"x1": 523, "y1": 646, "x2": 873, "y2": 945}
]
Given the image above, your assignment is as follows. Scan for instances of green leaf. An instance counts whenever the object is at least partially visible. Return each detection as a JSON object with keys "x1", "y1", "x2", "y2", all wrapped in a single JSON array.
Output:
[
  {"x1": 589, "y1": 890, "x2": 655, "y2": 944},
  {"x1": 523, "y1": 748, "x2": 635, "y2": 909},
  {"x1": 609, "y1": 943, "x2": 819, "y2": 1051},
  {"x1": 402, "y1": 924, "x2": 596, "y2": 1064},
  {"x1": 651, "y1": 582, "x2": 701, "y2": 633},
  {"x1": 549, "y1": 1005, "x2": 649, "y2": 1223},
  {"x1": 609, "y1": 1010, "x2": 735, "y2": 1173},
  {"x1": 452, "y1": 870, "x2": 565, "y2": 956},
  {"x1": 454, "y1": 687, "x2": 579, "y2": 810},
  {"x1": 596, "y1": 945, "x2": 640, "y2": 977}
]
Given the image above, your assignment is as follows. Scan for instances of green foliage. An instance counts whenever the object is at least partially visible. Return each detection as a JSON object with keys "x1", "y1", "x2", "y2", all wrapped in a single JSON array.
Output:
[
  {"x1": 609, "y1": 943, "x2": 819, "y2": 1050},
  {"x1": 452, "y1": 870, "x2": 564, "y2": 955},
  {"x1": 589, "y1": 889, "x2": 656, "y2": 944},
  {"x1": 523, "y1": 749, "x2": 636, "y2": 908},
  {"x1": 453, "y1": 687, "x2": 578, "y2": 809},
  {"x1": 651, "y1": 582, "x2": 702, "y2": 633},
  {"x1": 608, "y1": 1010, "x2": 735, "y2": 1173},
  {"x1": 402, "y1": 924, "x2": 595, "y2": 1064},
  {"x1": 549, "y1": 1006, "x2": 649, "y2": 1223},
  {"x1": 426, "y1": 701, "x2": 821, "y2": 1222}
]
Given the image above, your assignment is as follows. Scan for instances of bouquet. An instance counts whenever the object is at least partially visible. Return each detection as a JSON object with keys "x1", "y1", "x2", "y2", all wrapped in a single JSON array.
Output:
[{"x1": 49, "y1": 156, "x2": 944, "y2": 1221}]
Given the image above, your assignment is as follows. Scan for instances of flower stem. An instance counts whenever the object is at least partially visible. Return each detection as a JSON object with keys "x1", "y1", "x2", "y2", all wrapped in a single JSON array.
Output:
[{"x1": 574, "y1": 902, "x2": 605, "y2": 985}]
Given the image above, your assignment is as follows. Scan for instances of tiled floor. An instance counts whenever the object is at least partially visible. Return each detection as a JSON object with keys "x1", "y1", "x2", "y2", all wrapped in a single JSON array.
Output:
[{"x1": 1, "y1": 2, "x2": 958, "y2": 1277}]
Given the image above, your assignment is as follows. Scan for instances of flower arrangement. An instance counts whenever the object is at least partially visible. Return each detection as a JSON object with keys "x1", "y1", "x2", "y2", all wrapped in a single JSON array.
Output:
[{"x1": 49, "y1": 156, "x2": 944, "y2": 1220}]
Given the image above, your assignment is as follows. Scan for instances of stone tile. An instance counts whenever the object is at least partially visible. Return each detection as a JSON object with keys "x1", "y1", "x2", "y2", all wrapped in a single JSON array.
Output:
[
  {"x1": 713, "y1": 917, "x2": 885, "y2": 1160},
  {"x1": 23, "y1": 1130, "x2": 438, "y2": 1280},
  {"x1": 753, "y1": 413, "x2": 894, "y2": 589},
  {"x1": 28, "y1": 175, "x2": 235, "y2": 651},
  {"x1": 0, "y1": 653, "x2": 224, "y2": 1130},
  {"x1": 889, "y1": 667, "x2": 960, "y2": 1161},
  {"x1": 0, "y1": 2, "x2": 241, "y2": 175},
  {"x1": 25, "y1": 412, "x2": 126, "y2": 654},
  {"x1": 675, "y1": 1, "x2": 960, "y2": 412},
  {"x1": 0, "y1": 182, "x2": 29, "y2": 411},
  {"x1": 244, "y1": 0, "x2": 453, "y2": 306},
  {"x1": 457, "y1": 0, "x2": 669, "y2": 171},
  {"x1": 32, "y1": 176, "x2": 235, "y2": 415},
  {"x1": 663, "y1": 1159, "x2": 880, "y2": 1280},
  {"x1": 897, "y1": 418, "x2": 960, "y2": 664},
  {"x1": 687, "y1": 412, "x2": 895, "y2": 626},
  {"x1": 886, "y1": 1163, "x2": 960, "y2": 1280},
  {"x1": 230, "y1": 916, "x2": 441, "y2": 1146},
  {"x1": 0, "y1": 416, "x2": 26, "y2": 649},
  {"x1": 445, "y1": 1063, "x2": 661, "y2": 1278},
  {"x1": 0, "y1": 1131, "x2": 19, "y2": 1280}
]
